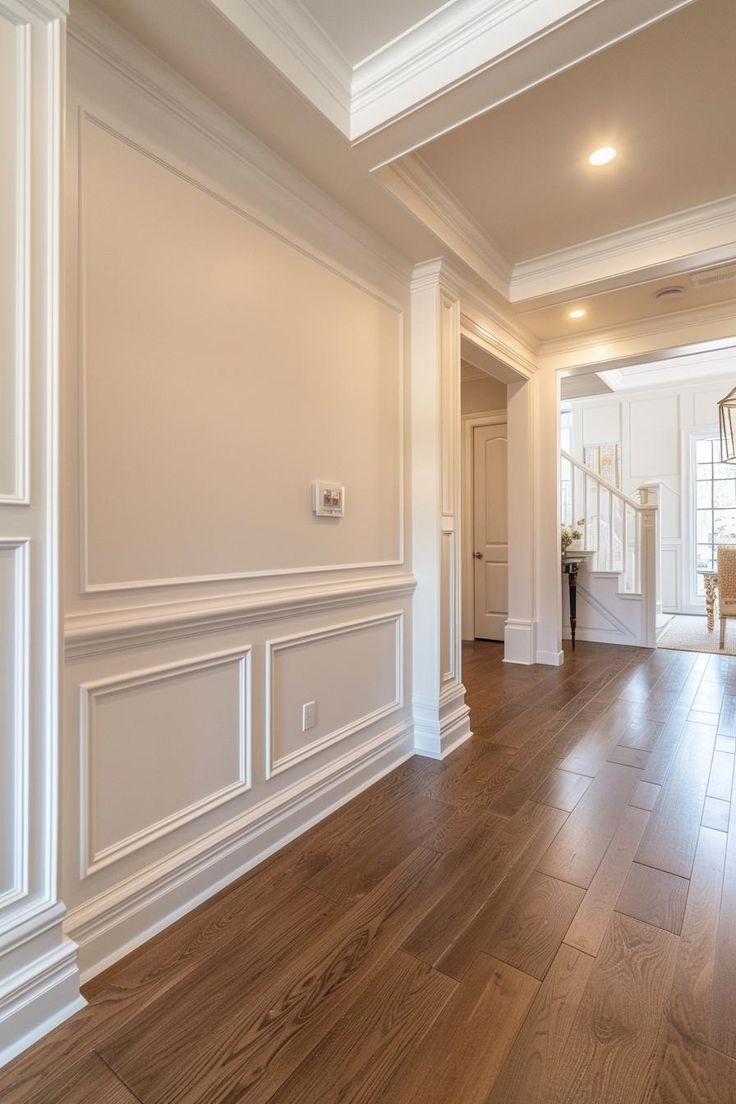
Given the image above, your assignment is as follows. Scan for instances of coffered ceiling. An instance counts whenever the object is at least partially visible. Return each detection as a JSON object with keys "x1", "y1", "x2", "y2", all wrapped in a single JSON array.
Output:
[{"x1": 298, "y1": 0, "x2": 444, "y2": 64}]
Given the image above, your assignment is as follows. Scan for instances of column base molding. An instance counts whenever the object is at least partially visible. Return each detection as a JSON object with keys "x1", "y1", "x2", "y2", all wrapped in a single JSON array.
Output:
[
  {"x1": 0, "y1": 911, "x2": 84, "y2": 1068},
  {"x1": 413, "y1": 683, "x2": 472, "y2": 759},
  {"x1": 504, "y1": 618, "x2": 536, "y2": 665}
]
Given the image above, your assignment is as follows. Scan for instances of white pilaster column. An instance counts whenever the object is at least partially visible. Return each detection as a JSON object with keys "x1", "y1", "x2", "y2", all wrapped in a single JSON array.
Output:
[
  {"x1": 411, "y1": 261, "x2": 471, "y2": 758},
  {"x1": 504, "y1": 379, "x2": 536, "y2": 664},
  {"x1": 534, "y1": 365, "x2": 564, "y2": 665},
  {"x1": 0, "y1": 1, "x2": 84, "y2": 1067}
]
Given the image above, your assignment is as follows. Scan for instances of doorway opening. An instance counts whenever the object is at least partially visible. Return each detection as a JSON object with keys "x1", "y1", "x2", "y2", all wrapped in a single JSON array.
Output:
[{"x1": 460, "y1": 359, "x2": 508, "y2": 644}]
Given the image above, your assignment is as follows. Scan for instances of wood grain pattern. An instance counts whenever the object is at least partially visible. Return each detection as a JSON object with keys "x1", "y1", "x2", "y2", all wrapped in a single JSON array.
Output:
[
  {"x1": 536, "y1": 761, "x2": 641, "y2": 888},
  {"x1": 648, "y1": 1027, "x2": 736, "y2": 1104},
  {"x1": 484, "y1": 872, "x2": 584, "y2": 980},
  {"x1": 267, "y1": 951, "x2": 456, "y2": 1104},
  {"x1": 564, "y1": 804, "x2": 650, "y2": 957},
  {"x1": 615, "y1": 862, "x2": 689, "y2": 935},
  {"x1": 379, "y1": 954, "x2": 538, "y2": 1104},
  {"x1": 532, "y1": 769, "x2": 592, "y2": 812},
  {"x1": 486, "y1": 943, "x2": 596, "y2": 1104},
  {"x1": 544, "y1": 912, "x2": 679, "y2": 1104},
  {"x1": 636, "y1": 722, "x2": 716, "y2": 877},
  {"x1": 7, "y1": 640, "x2": 736, "y2": 1104}
]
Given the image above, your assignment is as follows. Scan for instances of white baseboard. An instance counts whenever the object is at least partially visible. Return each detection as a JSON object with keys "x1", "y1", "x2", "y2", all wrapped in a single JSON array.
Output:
[
  {"x1": 65, "y1": 719, "x2": 414, "y2": 982},
  {"x1": 562, "y1": 626, "x2": 649, "y2": 647},
  {"x1": 536, "y1": 648, "x2": 565, "y2": 666},
  {"x1": 504, "y1": 619, "x2": 535, "y2": 665},
  {"x1": 413, "y1": 684, "x2": 472, "y2": 759},
  {"x1": 0, "y1": 938, "x2": 85, "y2": 1068}
]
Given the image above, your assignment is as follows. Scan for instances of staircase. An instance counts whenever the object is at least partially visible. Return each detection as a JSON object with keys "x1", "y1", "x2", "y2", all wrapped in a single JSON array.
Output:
[{"x1": 560, "y1": 450, "x2": 668, "y2": 648}]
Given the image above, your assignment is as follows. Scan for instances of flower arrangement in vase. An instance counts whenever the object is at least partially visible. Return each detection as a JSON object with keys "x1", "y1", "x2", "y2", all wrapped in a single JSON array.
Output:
[{"x1": 561, "y1": 524, "x2": 583, "y2": 554}]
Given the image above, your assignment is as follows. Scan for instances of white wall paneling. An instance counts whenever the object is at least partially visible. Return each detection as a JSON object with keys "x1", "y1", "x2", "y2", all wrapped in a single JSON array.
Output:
[
  {"x1": 566, "y1": 378, "x2": 724, "y2": 615},
  {"x1": 266, "y1": 612, "x2": 402, "y2": 777},
  {"x1": 0, "y1": 0, "x2": 85, "y2": 1070},
  {"x1": 80, "y1": 649, "x2": 252, "y2": 876},
  {"x1": 59, "y1": 15, "x2": 414, "y2": 994}
]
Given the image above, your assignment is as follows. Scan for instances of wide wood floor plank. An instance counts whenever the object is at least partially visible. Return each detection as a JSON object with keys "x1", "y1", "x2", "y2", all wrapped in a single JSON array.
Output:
[
  {"x1": 544, "y1": 912, "x2": 679, "y2": 1104},
  {"x1": 615, "y1": 862, "x2": 689, "y2": 935},
  {"x1": 23, "y1": 1053, "x2": 138, "y2": 1104},
  {"x1": 486, "y1": 943, "x2": 596, "y2": 1104},
  {"x1": 404, "y1": 802, "x2": 566, "y2": 972},
  {"x1": 532, "y1": 769, "x2": 592, "y2": 812},
  {"x1": 484, "y1": 871, "x2": 584, "y2": 980},
  {"x1": 631, "y1": 780, "x2": 661, "y2": 811},
  {"x1": 636, "y1": 722, "x2": 716, "y2": 878},
  {"x1": 666, "y1": 827, "x2": 727, "y2": 1052},
  {"x1": 707, "y1": 750, "x2": 734, "y2": 802},
  {"x1": 100, "y1": 848, "x2": 440, "y2": 1104},
  {"x1": 648, "y1": 1027, "x2": 736, "y2": 1104},
  {"x1": 267, "y1": 951, "x2": 456, "y2": 1104},
  {"x1": 379, "y1": 954, "x2": 538, "y2": 1104},
  {"x1": 702, "y1": 796, "x2": 730, "y2": 832},
  {"x1": 711, "y1": 790, "x2": 736, "y2": 1059},
  {"x1": 537, "y1": 762, "x2": 642, "y2": 889},
  {"x1": 564, "y1": 803, "x2": 650, "y2": 957}
]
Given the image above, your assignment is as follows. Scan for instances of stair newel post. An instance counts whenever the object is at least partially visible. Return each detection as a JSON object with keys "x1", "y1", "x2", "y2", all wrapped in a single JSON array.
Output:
[{"x1": 638, "y1": 483, "x2": 660, "y2": 647}]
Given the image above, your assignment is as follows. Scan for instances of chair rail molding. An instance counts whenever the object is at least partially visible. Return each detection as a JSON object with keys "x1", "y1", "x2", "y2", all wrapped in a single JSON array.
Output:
[{"x1": 0, "y1": 0, "x2": 86, "y2": 1070}]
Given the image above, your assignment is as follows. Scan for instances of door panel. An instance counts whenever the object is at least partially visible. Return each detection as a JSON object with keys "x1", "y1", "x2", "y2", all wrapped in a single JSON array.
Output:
[{"x1": 474, "y1": 424, "x2": 508, "y2": 640}]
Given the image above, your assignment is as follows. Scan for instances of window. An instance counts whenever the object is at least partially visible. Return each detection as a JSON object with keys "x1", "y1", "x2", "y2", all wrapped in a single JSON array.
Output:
[
  {"x1": 695, "y1": 435, "x2": 736, "y2": 592},
  {"x1": 560, "y1": 409, "x2": 573, "y2": 524}
]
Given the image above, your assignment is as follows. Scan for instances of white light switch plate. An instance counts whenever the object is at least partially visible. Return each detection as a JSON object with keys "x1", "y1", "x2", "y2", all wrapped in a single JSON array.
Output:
[
  {"x1": 302, "y1": 701, "x2": 317, "y2": 731},
  {"x1": 312, "y1": 482, "x2": 345, "y2": 517}
]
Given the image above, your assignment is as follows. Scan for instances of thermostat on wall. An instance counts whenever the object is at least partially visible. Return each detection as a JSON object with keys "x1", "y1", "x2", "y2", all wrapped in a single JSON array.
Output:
[{"x1": 313, "y1": 482, "x2": 345, "y2": 517}]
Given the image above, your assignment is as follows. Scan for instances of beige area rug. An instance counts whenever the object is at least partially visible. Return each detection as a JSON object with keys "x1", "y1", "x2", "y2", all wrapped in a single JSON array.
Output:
[{"x1": 658, "y1": 614, "x2": 736, "y2": 656}]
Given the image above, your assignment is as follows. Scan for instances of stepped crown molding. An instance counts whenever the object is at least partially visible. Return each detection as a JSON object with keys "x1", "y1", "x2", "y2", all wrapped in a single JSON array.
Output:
[
  {"x1": 68, "y1": 4, "x2": 412, "y2": 292},
  {"x1": 511, "y1": 192, "x2": 736, "y2": 303}
]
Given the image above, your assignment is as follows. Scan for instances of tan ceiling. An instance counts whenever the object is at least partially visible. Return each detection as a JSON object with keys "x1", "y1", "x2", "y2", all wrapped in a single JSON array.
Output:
[
  {"x1": 418, "y1": 0, "x2": 736, "y2": 264},
  {"x1": 299, "y1": 0, "x2": 446, "y2": 64},
  {"x1": 516, "y1": 266, "x2": 736, "y2": 340}
]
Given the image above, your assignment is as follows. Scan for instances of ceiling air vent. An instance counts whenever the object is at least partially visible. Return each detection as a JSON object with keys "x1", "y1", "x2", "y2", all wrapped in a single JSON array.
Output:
[
  {"x1": 654, "y1": 285, "x2": 685, "y2": 301},
  {"x1": 691, "y1": 265, "x2": 736, "y2": 289}
]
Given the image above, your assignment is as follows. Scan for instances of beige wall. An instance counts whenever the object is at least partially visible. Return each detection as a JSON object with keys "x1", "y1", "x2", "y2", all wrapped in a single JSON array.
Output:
[
  {"x1": 461, "y1": 371, "x2": 507, "y2": 414},
  {"x1": 62, "y1": 24, "x2": 413, "y2": 979}
]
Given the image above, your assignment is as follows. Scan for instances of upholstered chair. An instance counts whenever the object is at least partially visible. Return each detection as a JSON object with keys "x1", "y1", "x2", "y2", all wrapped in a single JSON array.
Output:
[{"x1": 718, "y1": 546, "x2": 736, "y2": 649}]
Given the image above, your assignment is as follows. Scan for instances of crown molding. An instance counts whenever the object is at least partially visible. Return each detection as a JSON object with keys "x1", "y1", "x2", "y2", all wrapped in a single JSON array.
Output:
[
  {"x1": 68, "y1": 4, "x2": 412, "y2": 293},
  {"x1": 377, "y1": 154, "x2": 512, "y2": 298},
  {"x1": 207, "y1": 0, "x2": 352, "y2": 134},
  {"x1": 512, "y1": 193, "x2": 736, "y2": 303},
  {"x1": 538, "y1": 298, "x2": 736, "y2": 371}
]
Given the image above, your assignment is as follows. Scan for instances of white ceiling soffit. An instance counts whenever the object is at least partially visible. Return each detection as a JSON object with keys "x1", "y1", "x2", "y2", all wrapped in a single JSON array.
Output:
[
  {"x1": 598, "y1": 347, "x2": 736, "y2": 392},
  {"x1": 205, "y1": 0, "x2": 695, "y2": 160},
  {"x1": 560, "y1": 373, "x2": 613, "y2": 400}
]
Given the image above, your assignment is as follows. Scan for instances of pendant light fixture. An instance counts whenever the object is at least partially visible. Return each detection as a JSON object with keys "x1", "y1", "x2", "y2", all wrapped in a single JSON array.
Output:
[{"x1": 719, "y1": 387, "x2": 736, "y2": 462}]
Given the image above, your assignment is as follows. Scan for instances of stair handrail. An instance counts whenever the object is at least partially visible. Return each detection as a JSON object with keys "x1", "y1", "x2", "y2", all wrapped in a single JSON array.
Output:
[{"x1": 561, "y1": 450, "x2": 644, "y2": 512}]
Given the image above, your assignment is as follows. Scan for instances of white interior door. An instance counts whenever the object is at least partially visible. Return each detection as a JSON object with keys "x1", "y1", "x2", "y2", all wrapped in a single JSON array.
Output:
[{"x1": 473, "y1": 422, "x2": 508, "y2": 640}]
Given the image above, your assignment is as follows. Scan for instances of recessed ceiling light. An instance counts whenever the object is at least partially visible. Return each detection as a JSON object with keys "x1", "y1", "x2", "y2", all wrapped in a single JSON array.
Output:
[
  {"x1": 588, "y1": 146, "x2": 617, "y2": 166},
  {"x1": 568, "y1": 308, "x2": 587, "y2": 319}
]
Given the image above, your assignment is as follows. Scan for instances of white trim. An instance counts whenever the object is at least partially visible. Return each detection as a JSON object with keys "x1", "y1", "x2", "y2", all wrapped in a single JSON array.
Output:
[
  {"x1": 73, "y1": 106, "x2": 406, "y2": 595},
  {"x1": 65, "y1": 718, "x2": 413, "y2": 980},
  {"x1": 413, "y1": 683, "x2": 472, "y2": 759},
  {"x1": 377, "y1": 156, "x2": 512, "y2": 298},
  {"x1": 0, "y1": 539, "x2": 29, "y2": 915},
  {"x1": 0, "y1": 941, "x2": 84, "y2": 1068},
  {"x1": 64, "y1": 573, "x2": 417, "y2": 658},
  {"x1": 207, "y1": 0, "x2": 351, "y2": 133},
  {"x1": 0, "y1": 11, "x2": 30, "y2": 504},
  {"x1": 264, "y1": 612, "x2": 403, "y2": 778},
  {"x1": 460, "y1": 411, "x2": 507, "y2": 641},
  {"x1": 512, "y1": 193, "x2": 736, "y2": 302},
  {"x1": 505, "y1": 617, "x2": 536, "y2": 664},
  {"x1": 79, "y1": 649, "x2": 253, "y2": 877}
]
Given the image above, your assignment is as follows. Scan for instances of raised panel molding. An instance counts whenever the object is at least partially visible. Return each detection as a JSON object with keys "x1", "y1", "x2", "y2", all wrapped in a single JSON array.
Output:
[
  {"x1": 0, "y1": 538, "x2": 29, "y2": 913},
  {"x1": 79, "y1": 648, "x2": 252, "y2": 876},
  {"x1": 265, "y1": 612, "x2": 403, "y2": 777},
  {"x1": 74, "y1": 110, "x2": 405, "y2": 594},
  {"x1": 0, "y1": 9, "x2": 30, "y2": 504}
]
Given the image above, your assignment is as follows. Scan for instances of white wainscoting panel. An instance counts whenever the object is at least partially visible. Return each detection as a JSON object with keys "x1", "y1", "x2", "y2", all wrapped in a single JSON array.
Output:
[
  {"x1": 0, "y1": 539, "x2": 28, "y2": 907},
  {"x1": 629, "y1": 396, "x2": 680, "y2": 478},
  {"x1": 80, "y1": 648, "x2": 251, "y2": 875},
  {"x1": 266, "y1": 613, "x2": 402, "y2": 777},
  {"x1": 0, "y1": 13, "x2": 28, "y2": 503}
]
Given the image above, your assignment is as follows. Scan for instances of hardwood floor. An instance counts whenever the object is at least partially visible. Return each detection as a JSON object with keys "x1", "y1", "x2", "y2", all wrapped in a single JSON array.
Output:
[{"x1": 3, "y1": 640, "x2": 736, "y2": 1102}]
